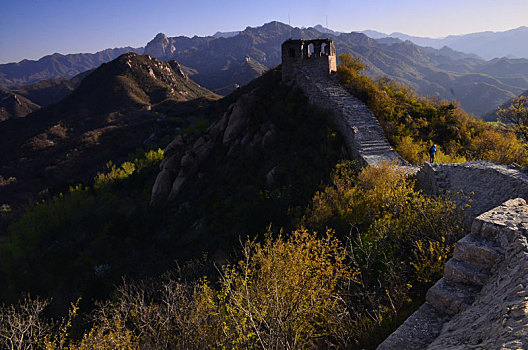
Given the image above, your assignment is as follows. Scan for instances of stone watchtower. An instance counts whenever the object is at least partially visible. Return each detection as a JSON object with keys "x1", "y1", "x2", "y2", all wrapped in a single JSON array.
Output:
[{"x1": 281, "y1": 39, "x2": 337, "y2": 84}]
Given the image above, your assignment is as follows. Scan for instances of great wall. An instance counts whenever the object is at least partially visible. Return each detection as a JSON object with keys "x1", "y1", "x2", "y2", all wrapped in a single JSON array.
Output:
[
  {"x1": 281, "y1": 39, "x2": 528, "y2": 349},
  {"x1": 151, "y1": 38, "x2": 528, "y2": 348},
  {"x1": 282, "y1": 39, "x2": 407, "y2": 166}
]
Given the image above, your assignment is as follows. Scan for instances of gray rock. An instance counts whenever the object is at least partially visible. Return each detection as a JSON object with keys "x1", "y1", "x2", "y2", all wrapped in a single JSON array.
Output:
[{"x1": 379, "y1": 198, "x2": 528, "y2": 349}]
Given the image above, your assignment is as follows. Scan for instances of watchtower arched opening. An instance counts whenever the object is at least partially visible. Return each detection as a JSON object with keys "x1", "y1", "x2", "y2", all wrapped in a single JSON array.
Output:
[
  {"x1": 321, "y1": 42, "x2": 328, "y2": 56},
  {"x1": 308, "y1": 43, "x2": 314, "y2": 58}
]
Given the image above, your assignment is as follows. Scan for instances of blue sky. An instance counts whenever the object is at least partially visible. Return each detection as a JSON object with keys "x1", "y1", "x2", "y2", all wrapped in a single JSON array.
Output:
[{"x1": 1, "y1": 0, "x2": 527, "y2": 63}]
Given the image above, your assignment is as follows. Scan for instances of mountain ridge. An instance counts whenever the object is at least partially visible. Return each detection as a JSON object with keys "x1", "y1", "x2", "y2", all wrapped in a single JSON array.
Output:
[
  {"x1": 3, "y1": 22, "x2": 528, "y2": 118},
  {"x1": 0, "y1": 47, "x2": 143, "y2": 88},
  {"x1": 0, "y1": 53, "x2": 216, "y2": 211},
  {"x1": 361, "y1": 26, "x2": 528, "y2": 60}
]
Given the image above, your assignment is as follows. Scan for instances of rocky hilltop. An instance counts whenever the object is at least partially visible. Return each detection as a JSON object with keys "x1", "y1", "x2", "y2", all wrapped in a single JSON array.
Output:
[
  {"x1": 0, "y1": 53, "x2": 216, "y2": 210},
  {"x1": 150, "y1": 67, "x2": 346, "y2": 258},
  {"x1": 0, "y1": 89, "x2": 40, "y2": 121}
]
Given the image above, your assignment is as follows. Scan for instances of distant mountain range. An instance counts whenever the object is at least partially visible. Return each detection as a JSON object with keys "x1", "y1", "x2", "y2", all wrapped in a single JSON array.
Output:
[
  {"x1": 0, "y1": 71, "x2": 91, "y2": 121},
  {"x1": 142, "y1": 22, "x2": 528, "y2": 118},
  {"x1": 359, "y1": 26, "x2": 528, "y2": 60},
  {"x1": 0, "y1": 47, "x2": 143, "y2": 88},
  {"x1": 2, "y1": 22, "x2": 528, "y2": 119}
]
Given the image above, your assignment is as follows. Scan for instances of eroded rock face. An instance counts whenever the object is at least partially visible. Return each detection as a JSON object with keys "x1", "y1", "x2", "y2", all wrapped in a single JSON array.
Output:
[
  {"x1": 150, "y1": 91, "x2": 270, "y2": 204},
  {"x1": 378, "y1": 198, "x2": 528, "y2": 350},
  {"x1": 144, "y1": 33, "x2": 176, "y2": 60}
]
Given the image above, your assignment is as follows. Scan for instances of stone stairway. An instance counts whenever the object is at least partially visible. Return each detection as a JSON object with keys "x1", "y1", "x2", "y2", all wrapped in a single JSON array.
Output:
[
  {"x1": 377, "y1": 202, "x2": 508, "y2": 350},
  {"x1": 432, "y1": 166, "x2": 450, "y2": 192},
  {"x1": 294, "y1": 67, "x2": 406, "y2": 166},
  {"x1": 426, "y1": 232, "x2": 501, "y2": 317}
]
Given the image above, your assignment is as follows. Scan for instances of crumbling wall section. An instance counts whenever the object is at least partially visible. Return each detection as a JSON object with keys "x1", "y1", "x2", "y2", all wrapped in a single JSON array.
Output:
[
  {"x1": 378, "y1": 198, "x2": 528, "y2": 349},
  {"x1": 417, "y1": 161, "x2": 528, "y2": 224}
]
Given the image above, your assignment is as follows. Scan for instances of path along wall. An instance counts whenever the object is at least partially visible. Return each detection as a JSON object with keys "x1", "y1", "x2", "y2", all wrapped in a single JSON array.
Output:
[
  {"x1": 291, "y1": 67, "x2": 406, "y2": 166},
  {"x1": 417, "y1": 161, "x2": 528, "y2": 226}
]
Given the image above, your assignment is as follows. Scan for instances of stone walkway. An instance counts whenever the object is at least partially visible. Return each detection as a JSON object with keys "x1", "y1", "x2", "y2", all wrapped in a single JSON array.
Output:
[{"x1": 294, "y1": 67, "x2": 406, "y2": 166}]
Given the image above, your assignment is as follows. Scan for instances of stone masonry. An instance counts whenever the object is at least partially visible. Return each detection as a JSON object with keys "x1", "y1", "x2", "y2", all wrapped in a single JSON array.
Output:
[
  {"x1": 417, "y1": 161, "x2": 528, "y2": 227},
  {"x1": 379, "y1": 198, "x2": 528, "y2": 349},
  {"x1": 281, "y1": 39, "x2": 406, "y2": 166},
  {"x1": 153, "y1": 40, "x2": 528, "y2": 347},
  {"x1": 286, "y1": 41, "x2": 528, "y2": 348}
]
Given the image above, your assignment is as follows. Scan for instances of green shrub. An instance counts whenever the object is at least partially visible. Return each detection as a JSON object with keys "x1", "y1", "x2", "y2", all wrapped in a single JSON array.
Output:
[{"x1": 302, "y1": 162, "x2": 463, "y2": 346}]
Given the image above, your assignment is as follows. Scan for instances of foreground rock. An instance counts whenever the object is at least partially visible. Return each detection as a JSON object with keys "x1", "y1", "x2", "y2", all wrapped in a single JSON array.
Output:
[{"x1": 378, "y1": 198, "x2": 528, "y2": 349}]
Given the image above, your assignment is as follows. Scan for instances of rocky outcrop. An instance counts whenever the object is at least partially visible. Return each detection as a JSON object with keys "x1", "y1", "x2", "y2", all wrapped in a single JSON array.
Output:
[
  {"x1": 378, "y1": 198, "x2": 528, "y2": 349},
  {"x1": 292, "y1": 67, "x2": 406, "y2": 166},
  {"x1": 144, "y1": 33, "x2": 176, "y2": 60},
  {"x1": 151, "y1": 90, "x2": 274, "y2": 204}
]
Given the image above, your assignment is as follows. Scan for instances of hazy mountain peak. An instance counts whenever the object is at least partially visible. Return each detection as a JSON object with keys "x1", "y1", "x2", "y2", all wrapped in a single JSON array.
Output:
[
  {"x1": 153, "y1": 32, "x2": 169, "y2": 42},
  {"x1": 313, "y1": 24, "x2": 342, "y2": 36},
  {"x1": 212, "y1": 30, "x2": 240, "y2": 38}
]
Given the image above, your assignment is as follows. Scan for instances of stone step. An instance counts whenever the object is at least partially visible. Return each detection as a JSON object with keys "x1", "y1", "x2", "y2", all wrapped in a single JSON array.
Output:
[
  {"x1": 437, "y1": 180, "x2": 449, "y2": 188},
  {"x1": 453, "y1": 234, "x2": 501, "y2": 270},
  {"x1": 426, "y1": 277, "x2": 481, "y2": 316},
  {"x1": 362, "y1": 150, "x2": 393, "y2": 156},
  {"x1": 360, "y1": 140, "x2": 391, "y2": 146},
  {"x1": 362, "y1": 151, "x2": 394, "y2": 157},
  {"x1": 443, "y1": 259, "x2": 490, "y2": 286},
  {"x1": 360, "y1": 145, "x2": 392, "y2": 151},
  {"x1": 361, "y1": 145, "x2": 393, "y2": 152}
]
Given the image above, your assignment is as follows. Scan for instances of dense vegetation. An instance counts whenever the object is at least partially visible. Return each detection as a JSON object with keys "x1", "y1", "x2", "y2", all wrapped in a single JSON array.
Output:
[
  {"x1": 337, "y1": 53, "x2": 528, "y2": 166},
  {"x1": 0, "y1": 149, "x2": 167, "y2": 308},
  {"x1": 0, "y1": 164, "x2": 462, "y2": 349},
  {"x1": 1, "y1": 57, "x2": 526, "y2": 349}
]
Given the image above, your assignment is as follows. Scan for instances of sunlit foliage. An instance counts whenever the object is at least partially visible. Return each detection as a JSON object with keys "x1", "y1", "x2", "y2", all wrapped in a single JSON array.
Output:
[{"x1": 338, "y1": 53, "x2": 528, "y2": 165}]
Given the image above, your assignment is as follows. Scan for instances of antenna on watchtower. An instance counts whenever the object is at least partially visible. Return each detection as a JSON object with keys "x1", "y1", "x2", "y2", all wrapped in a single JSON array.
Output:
[{"x1": 288, "y1": 13, "x2": 291, "y2": 39}]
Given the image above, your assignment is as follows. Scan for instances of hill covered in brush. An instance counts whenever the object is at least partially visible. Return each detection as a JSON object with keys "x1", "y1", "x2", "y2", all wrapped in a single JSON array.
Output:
[{"x1": 0, "y1": 53, "x2": 217, "y2": 212}]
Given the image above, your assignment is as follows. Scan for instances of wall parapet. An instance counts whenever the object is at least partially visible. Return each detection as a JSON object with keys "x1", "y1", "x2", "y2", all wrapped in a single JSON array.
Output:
[{"x1": 417, "y1": 161, "x2": 528, "y2": 226}]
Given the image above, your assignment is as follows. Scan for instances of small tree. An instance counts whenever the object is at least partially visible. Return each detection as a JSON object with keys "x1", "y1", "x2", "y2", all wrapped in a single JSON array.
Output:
[
  {"x1": 0, "y1": 297, "x2": 51, "y2": 350},
  {"x1": 497, "y1": 96, "x2": 528, "y2": 144}
]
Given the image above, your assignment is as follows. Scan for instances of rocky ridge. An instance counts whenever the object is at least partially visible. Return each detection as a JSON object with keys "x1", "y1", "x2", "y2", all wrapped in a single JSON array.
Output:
[
  {"x1": 0, "y1": 89, "x2": 40, "y2": 121},
  {"x1": 0, "y1": 53, "x2": 216, "y2": 209}
]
